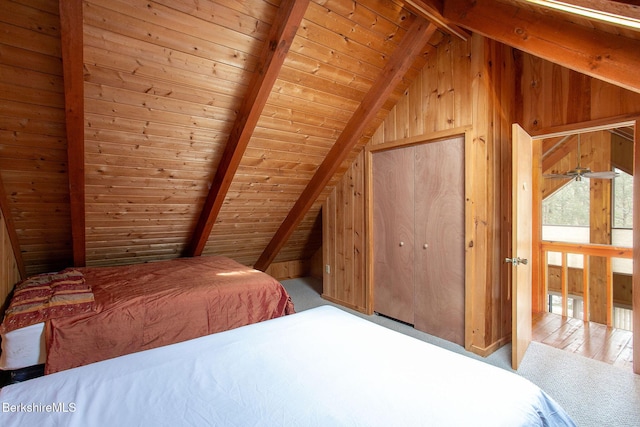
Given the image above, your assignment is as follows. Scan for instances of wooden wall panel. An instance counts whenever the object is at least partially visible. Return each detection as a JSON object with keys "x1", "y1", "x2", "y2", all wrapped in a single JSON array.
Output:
[
  {"x1": 328, "y1": 34, "x2": 640, "y2": 357},
  {"x1": 0, "y1": 209, "x2": 21, "y2": 309},
  {"x1": 265, "y1": 259, "x2": 310, "y2": 281},
  {"x1": 322, "y1": 150, "x2": 366, "y2": 312},
  {"x1": 327, "y1": 34, "x2": 516, "y2": 355},
  {"x1": 520, "y1": 54, "x2": 640, "y2": 131},
  {"x1": 0, "y1": 0, "x2": 72, "y2": 276}
]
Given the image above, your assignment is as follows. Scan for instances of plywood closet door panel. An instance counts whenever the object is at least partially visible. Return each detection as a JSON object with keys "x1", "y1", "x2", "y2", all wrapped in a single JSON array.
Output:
[
  {"x1": 372, "y1": 147, "x2": 415, "y2": 324},
  {"x1": 413, "y1": 136, "x2": 465, "y2": 345}
]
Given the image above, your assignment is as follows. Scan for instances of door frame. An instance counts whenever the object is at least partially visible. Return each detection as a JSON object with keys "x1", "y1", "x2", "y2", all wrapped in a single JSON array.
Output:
[{"x1": 526, "y1": 115, "x2": 639, "y2": 375}]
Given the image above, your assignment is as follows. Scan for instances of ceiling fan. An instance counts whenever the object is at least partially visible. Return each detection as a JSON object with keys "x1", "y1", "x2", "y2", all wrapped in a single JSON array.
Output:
[{"x1": 543, "y1": 134, "x2": 619, "y2": 181}]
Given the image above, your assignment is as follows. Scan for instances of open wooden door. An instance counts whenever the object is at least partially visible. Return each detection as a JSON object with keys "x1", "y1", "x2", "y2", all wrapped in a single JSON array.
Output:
[{"x1": 511, "y1": 124, "x2": 534, "y2": 370}]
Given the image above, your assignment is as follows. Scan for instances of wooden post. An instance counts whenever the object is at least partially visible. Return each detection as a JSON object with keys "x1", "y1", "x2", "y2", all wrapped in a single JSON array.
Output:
[
  {"x1": 606, "y1": 258, "x2": 613, "y2": 327},
  {"x1": 632, "y1": 119, "x2": 640, "y2": 375},
  {"x1": 582, "y1": 254, "x2": 589, "y2": 322},
  {"x1": 588, "y1": 131, "x2": 612, "y2": 325},
  {"x1": 561, "y1": 252, "x2": 568, "y2": 316}
]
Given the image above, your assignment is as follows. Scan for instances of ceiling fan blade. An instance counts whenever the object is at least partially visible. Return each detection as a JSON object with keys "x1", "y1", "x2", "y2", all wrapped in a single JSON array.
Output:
[
  {"x1": 583, "y1": 171, "x2": 619, "y2": 179},
  {"x1": 543, "y1": 173, "x2": 572, "y2": 180}
]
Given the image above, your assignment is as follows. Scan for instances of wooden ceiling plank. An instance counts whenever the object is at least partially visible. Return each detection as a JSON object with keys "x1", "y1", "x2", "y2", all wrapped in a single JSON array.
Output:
[
  {"x1": 444, "y1": 0, "x2": 640, "y2": 94},
  {"x1": 60, "y1": 0, "x2": 86, "y2": 267},
  {"x1": 185, "y1": 0, "x2": 310, "y2": 257},
  {"x1": 254, "y1": 16, "x2": 436, "y2": 271}
]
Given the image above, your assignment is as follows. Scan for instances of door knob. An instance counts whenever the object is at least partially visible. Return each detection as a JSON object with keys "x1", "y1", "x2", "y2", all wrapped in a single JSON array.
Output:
[
  {"x1": 505, "y1": 257, "x2": 528, "y2": 266},
  {"x1": 399, "y1": 241, "x2": 404, "y2": 247}
]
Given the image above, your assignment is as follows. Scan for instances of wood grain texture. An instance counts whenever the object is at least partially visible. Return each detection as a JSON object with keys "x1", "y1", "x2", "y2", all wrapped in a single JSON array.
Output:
[
  {"x1": 0, "y1": 209, "x2": 22, "y2": 310},
  {"x1": 0, "y1": 0, "x2": 72, "y2": 276},
  {"x1": 0, "y1": 170, "x2": 25, "y2": 280},
  {"x1": 0, "y1": 0, "x2": 442, "y2": 273},
  {"x1": 332, "y1": 34, "x2": 515, "y2": 356},
  {"x1": 633, "y1": 118, "x2": 640, "y2": 375},
  {"x1": 202, "y1": 0, "x2": 434, "y2": 267},
  {"x1": 186, "y1": 0, "x2": 310, "y2": 257},
  {"x1": 372, "y1": 146, "x2": 415, "y2": 324},
  {"x1": 322, "y1": 150, "x2": 366, "y2": 312},
  {"x1": 533, "y1": 311, "x2": 634, "y2": 372},
  {"x1": 444, "y1": 0, "x2": 640, "y2": 94},
  {"x1": 254, "y1": 16, "x2": 436, "y2": 271},
  {"x1": 60, "y1": 0, "x2": 86, "y2": 267},
  {"x1": 413, "y1": 136, "x2": 465, "y2": 345},
  {"x1": 511, "y1": 123, "x2": 533, "y2": 370},
  {"x1": 2, "y1": 1, "x2": 639, "y2": 368}
]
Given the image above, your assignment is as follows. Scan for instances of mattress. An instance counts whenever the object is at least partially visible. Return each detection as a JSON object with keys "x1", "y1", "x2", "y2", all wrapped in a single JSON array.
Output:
[
  {"x1": 0, "y1": 305, "x2": 575, "y2": 426},
  {"x1": 0, "y1": 322, "x2": 45, "y2": 370}
]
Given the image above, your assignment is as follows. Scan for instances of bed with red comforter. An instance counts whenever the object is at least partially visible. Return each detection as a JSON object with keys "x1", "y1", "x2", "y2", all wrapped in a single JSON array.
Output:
[{"x1": 1, "y1": 256, "x2": 294, "y2": 374}]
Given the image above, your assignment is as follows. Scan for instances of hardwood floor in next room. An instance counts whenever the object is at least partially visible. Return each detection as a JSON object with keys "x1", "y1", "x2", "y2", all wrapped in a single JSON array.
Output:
[{"x1": 532, "y1": 312, "x2": 634, "y2": 372}]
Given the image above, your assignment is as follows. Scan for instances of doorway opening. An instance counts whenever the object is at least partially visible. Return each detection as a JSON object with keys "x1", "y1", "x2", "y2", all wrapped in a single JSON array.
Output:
[{"x1": 531, "y1": 122, "x2": 636, "y2": 372}]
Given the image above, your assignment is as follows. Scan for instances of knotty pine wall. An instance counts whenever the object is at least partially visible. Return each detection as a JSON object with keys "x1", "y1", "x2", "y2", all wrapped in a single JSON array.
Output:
[
  {"x1": 324, "y1": 34, "x2": 640, "y2": 357},
  {"x1": 519, "y1": 53, "x2": 640, "y2": 129},
  {"x1": 323, "y1": 150, "x2": 366, "y2": 312},
  {"x1": 1, "y1": 210, "x2": 21, "y2": 311},
  {"x1": 323, "y1": 33, "x2": 516, "y2": 355}
]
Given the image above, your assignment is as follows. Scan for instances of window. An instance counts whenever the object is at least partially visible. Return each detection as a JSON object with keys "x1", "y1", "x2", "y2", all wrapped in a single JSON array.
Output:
[
  {"x1": 542, "y1": 178, "x2": 590, "y2": 227},
  {"x1": 613, "y1": 168, "x2": 633, "y2": 229}
]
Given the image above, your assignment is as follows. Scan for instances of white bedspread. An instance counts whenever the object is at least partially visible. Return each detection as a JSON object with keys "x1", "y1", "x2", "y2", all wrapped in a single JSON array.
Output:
[{"x1": 0, "y1": 306, "x2": 575, "y2": 426}]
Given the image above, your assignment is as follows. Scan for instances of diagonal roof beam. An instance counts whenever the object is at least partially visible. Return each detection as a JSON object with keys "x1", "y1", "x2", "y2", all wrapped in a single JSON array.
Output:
[
  {"x1": 0, "y1": 173, "x2": 26, "y2": 279},
  {"x1": 404, "y1": 0, "x2": 470, "y2": 40},
  {"x1": 60, "y1": 0, "x2": 86, "y2": 267},
  {"x1": 443, "y1": 0, "x2": 640, "y2": 94},
  {"x1": 542, "y1": 135, "x2": 576, "y2": 171},
  {"x1": 186, "y1": 0, "x2": 310, "y2": 257},
  {"x1": 254, "y1": 16, "x2": 436, "y2": 272}
]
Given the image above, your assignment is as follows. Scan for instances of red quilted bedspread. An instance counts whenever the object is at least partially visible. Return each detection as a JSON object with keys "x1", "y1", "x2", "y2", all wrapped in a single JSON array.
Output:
[{"x1": 45, "y1": 256, "x2": 294, "y2": 374}]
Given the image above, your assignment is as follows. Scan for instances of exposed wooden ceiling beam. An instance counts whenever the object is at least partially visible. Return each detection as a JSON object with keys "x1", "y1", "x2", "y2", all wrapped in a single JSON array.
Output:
[
  {"x1": 443, "y1": 0, "x2": 640, "y2": 94},
  {"x1": 520, "y1": 0, "x2": 640, "y2": 29},
  {"x1": 185, "y1": 0, "x2": 310, "y2": 257},
  {"x1": 404, "y1": 0, "x2": 470, "y2": 40},
  {"x1": 254, "y1": 16, "x2": 437, "y2": 272},
  {"x1": 541, "y1": 136, "x2": 577, "y2": 171},
  {"x1": 0, "y1": 173, "x2": 26, "y2": 279},
  {"x1": 60, "y1": 0, "x2": 86, "y2": 267}
]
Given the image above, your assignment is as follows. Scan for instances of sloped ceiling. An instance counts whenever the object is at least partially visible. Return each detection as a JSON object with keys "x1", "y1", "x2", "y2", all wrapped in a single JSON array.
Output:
[{"x1": 1, "y1": 0, "x2": 639, "y2": 277}]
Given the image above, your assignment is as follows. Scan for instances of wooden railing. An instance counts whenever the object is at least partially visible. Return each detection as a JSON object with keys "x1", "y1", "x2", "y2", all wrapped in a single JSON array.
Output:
[{"x1": 540, "y1": 241, "x2": 633, "y2": 326}]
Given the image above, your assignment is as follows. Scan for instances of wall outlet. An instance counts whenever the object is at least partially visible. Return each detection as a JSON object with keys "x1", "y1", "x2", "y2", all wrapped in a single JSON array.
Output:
[{"x1": 325, "y1": 264, "x2": 331, "y2": 274}]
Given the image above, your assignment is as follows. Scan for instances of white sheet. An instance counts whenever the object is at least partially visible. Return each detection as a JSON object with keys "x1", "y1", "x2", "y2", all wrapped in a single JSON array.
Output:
[
  {"x1": 0, "y1": 322, "x2": 45, "y2": 370},
  {"x1": 0, "y1": 306, "x2": 575, "y2": 426}
]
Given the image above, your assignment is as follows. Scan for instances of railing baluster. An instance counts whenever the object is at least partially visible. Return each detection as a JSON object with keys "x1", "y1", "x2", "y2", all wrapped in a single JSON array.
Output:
[{"x1": 542, "y1": 249, "x2": 549, "y2": 312}]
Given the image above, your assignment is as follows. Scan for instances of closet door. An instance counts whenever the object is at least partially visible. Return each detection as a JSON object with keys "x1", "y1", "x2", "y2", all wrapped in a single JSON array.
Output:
[
  {"x1": 372, "y1": 147, "x2": 415, "y2": 324},
  {"x1": 413, "y1": 136, "x2": 465, "y2": 345}
]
